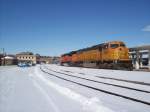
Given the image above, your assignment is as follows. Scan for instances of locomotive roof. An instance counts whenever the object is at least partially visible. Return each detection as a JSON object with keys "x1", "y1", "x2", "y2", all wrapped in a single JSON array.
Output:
[
  {"x1": 76, "y1": 41, "x2": 125, "y2": 52},
  {"x1": 61, "y1": 51, "x2": 76, "y2": 56},
  {"x1": 77, "y1": 43, "x2": 104, "y2": 53},
  {"x1": 61, "y1": 41, "x2": 126, "y2": 56}
]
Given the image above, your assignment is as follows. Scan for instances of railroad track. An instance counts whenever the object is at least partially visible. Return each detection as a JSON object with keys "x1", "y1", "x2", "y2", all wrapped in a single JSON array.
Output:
[
  {"x1": 44, "y1": 66, "x2": 150, "y2": 93},
  {"x1": 95, "y1": 76, "x2": 150, "y2": 86},
  {"x1": 40, "y1": 65, "x2": 150, "y2": 106},
  {"x1": 61, "y1": 70, "x2": 150, "y2": 86}
]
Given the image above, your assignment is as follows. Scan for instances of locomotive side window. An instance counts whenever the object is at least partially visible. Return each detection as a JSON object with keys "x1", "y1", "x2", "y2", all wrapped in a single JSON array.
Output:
[
  {"x1": 103, "y1": 44, "x2": 108, "y2": 49},
  {"x1": 110, "y1": 44, "x2": 119, "y2": 48}
]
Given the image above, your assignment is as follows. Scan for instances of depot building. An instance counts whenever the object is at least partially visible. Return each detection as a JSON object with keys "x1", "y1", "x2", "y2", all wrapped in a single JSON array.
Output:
[{"x1": 16, "y1": 52, "x2": 37, "y2": 65}]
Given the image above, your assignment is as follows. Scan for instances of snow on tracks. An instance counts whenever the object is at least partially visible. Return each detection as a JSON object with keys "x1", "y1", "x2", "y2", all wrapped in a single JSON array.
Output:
[
  {"x1": 42, "y1": 65, "x2": 150, "y2": 106},
  {"x1": 34, "y1": 66, "x2": 115, "y2": 112}
]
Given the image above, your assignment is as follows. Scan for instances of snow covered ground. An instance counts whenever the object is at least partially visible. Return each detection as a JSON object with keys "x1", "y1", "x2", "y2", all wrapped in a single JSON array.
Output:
[{"x1": 0, "y1": 64, "x2": 150, "y2": 112}]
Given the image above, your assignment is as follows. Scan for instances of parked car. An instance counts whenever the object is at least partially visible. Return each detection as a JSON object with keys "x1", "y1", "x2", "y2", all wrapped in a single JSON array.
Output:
[{"x1": 18, "y1": 62, "x2": 33, "y2": 67}]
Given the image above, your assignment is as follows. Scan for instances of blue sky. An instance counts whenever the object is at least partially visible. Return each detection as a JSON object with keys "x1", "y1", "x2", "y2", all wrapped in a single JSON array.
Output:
[{"x1": 0, "y1": 0, "x2": 150, "y2": 56}]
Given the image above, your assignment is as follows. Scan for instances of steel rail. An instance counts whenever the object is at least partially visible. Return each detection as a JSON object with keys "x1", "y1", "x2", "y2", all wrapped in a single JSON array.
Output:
[{"x1": 40, "y1": 66, "x2": 150, "y2": 106}]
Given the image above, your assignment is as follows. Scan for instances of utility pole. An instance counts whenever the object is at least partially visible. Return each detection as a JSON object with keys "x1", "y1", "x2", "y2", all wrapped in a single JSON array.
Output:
[{"x1": 2, "y1": 48, "x2": 5, "y2": 66}]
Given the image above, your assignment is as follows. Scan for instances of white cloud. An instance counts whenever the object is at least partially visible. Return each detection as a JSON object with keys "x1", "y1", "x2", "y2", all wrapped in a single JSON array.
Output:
[{"x1": 142, "y1": 25, "x2": 150, "y2": 31}]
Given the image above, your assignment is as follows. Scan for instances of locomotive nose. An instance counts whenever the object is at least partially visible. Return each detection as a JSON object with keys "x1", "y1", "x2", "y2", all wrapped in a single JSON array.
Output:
[{"x1": 118, "y1": 47, "x2": 129, "y2": 60}]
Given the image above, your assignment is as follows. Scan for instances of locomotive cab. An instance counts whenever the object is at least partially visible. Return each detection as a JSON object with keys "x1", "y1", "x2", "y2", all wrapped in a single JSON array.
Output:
[
  {"x1": 109, "y1": 41, "x2": 129, "y2": 61},
  {"x1": 107, "y1": 41, "x2": 132, "y2": 70}
]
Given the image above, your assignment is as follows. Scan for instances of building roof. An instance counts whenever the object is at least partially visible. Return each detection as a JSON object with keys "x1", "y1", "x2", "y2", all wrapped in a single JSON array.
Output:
[
  {"x1": 129, "y1": 45, "x2": 150, "y2": 51},
  {"x1": 40, "y1": 56, "x2": 52, "y2": 58},
  {"x1": 16, "y1": 52, "x2": 34, "y2": 55},
  {"x1": 2, "y1": 56, "x2": 15, "y2": 60}
]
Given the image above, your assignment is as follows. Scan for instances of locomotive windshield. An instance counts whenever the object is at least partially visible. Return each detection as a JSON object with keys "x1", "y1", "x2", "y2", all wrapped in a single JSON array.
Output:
[
  {"x1": 120, "y1": 43, "x2": 126, "y2": 47},
  {"x1": 110, "y1": 44, "x2": 119, "y2": 48}
]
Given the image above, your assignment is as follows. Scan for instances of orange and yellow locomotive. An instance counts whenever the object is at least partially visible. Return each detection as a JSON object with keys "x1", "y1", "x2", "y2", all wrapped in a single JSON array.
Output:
[{"x1": 61, "y1": 41, "x2": 133, "y2": 70}]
